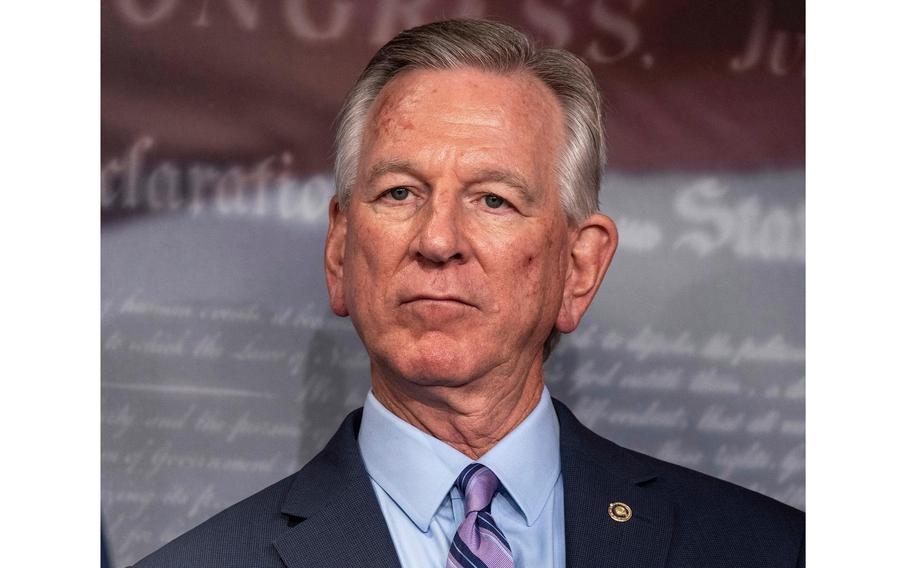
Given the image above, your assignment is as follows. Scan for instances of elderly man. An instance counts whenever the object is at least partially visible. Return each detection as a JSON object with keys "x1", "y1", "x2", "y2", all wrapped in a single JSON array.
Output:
[{"x1": 134, "y1": 19, "x2": 804, "y2": 568}]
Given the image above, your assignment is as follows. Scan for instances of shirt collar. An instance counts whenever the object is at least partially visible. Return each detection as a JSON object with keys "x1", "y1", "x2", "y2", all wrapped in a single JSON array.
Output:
[
  {"x1": 478, "y1": 386, "x2": 561, "y2": 526},
  {"x1": 358, "y1": 386, "x2": 561, "y2": 531}
]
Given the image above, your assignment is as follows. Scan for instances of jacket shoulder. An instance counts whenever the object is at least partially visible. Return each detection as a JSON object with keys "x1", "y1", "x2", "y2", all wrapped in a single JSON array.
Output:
[
  {"x1": 130, "y1": 408, "x2": 368, "y2": 568},
  {"x1": 554, "y1": 398, "x2": 804, "y2": 567},
  {"x1": 627, "y1": 443, "x2": 804, "y2": 530},
  {"x1": 629, "y1": 446, "x2": 804, "y2": 566},
  {"x1": 131, "y1": 472, "x2": 297, "y2": 568}
]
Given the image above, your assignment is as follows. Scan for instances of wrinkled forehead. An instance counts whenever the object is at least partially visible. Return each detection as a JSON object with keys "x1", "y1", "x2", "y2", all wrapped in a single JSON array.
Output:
[
  {"x1": 369, "y1": 66, "x2": 562, "y2": 122},
  {"x1": 360, "y1": 67, "x2": 565, "y2": 176}
]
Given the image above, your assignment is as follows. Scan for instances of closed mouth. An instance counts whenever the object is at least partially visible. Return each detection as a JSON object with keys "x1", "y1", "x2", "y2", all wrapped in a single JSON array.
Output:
[{"x1": 402, "y1": 295, "x2": 475, "y2": 308}]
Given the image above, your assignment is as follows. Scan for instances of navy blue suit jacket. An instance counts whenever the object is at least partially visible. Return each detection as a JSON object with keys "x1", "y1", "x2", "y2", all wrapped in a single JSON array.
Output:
[{"x1": 133, "y1": 399, "x2": 804, "y2": 567}]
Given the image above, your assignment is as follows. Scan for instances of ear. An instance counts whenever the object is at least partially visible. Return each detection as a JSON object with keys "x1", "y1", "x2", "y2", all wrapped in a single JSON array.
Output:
[
  {"x1": 555, "y1": 213, "x2": 618, "y2": 333},
  {"x1": 324, "y1": 196, "x2": 349, "y2": 317}
]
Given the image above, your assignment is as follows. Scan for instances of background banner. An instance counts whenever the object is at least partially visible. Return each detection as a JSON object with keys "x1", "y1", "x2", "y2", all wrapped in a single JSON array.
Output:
[{"x1": 101, "y1": 1, "x2": 804, "y2": 565}]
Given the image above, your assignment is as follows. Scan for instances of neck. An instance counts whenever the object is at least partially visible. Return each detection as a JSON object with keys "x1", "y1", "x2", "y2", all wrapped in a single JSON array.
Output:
[{"x1": 371, "y1": 365, "x2": 545, "y2": 459}]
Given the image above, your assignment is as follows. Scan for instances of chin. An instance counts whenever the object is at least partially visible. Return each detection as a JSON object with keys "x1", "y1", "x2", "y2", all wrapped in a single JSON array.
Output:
[{"x1": 380, "y1": 339, "x2": 493, "y2": 387}]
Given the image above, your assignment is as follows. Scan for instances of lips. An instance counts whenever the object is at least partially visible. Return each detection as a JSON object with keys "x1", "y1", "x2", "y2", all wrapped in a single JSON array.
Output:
[
  {"x1": 401, "y1": 294, "x2": 475, "y2": 307},
  {"x1": 399, "y1": 295, "x2": 477, "y2": 325}
]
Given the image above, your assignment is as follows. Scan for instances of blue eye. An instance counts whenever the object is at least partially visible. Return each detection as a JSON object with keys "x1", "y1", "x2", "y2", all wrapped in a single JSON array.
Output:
[
  {"x1": 388, "y1": 187, "x2": 410, "y2": 201},
  {"x1": 484, "y1": 194, "x2": 505, "y2": 208}
]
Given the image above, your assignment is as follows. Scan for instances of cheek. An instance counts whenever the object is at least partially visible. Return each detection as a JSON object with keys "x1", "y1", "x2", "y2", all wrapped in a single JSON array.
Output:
[
  {"x1": 509, "y1": 231, "x2": 567, "y2": 295},
  {"x1": 348, "y1": 213, "x2": 395, "y2": 266},
  {"x1": 344, "y1": 214, "x2": 412, "y2": 306},
  {"x1": 345, "y1": 222, "x2": 386, "y2": 297},
  {"x1": 498, "y1": 238, "x2": 551, "y2": 290},
  {"x1": 510, "y1": 228, "x2": 560, "y2": 269}
]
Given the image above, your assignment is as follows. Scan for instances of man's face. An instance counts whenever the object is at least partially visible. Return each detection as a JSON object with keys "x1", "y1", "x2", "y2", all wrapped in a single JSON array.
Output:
[{"x1": 327, "y1": 67, "x2": 578, "y2": 388}]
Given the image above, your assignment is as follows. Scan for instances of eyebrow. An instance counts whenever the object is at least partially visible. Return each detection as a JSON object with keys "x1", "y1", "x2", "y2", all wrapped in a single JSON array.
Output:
[
  {"x1": 366, "y1": 159, "x2": 422, "y2": 186},
  {"x1": 470, "y1": 168, "x2": 536, "y2": 204}
]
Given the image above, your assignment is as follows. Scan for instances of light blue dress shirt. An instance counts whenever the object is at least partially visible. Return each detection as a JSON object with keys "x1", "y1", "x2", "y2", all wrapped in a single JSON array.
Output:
[{"x1": 358, "y1": 386, "x2": 565, "y2": 568}]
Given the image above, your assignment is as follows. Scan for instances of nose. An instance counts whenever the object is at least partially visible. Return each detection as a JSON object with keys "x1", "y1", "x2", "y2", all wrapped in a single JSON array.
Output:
[{"x1": 411, "y1": 194, "x2": 467, "y2": 264}]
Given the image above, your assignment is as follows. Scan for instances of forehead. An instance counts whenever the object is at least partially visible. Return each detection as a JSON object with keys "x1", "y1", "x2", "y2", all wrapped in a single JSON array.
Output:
[{"x1": 360, "y1": 67, "x2": 564, "y2": 184}]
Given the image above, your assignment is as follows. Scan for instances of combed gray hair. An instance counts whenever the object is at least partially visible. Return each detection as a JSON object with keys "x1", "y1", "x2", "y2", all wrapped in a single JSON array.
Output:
[
  {"x1": 332, "y1": 18, "x2": 607, "y2": 358},
  {"x1": 333, "y1": 18, "x2": 606, "y2": 224}
]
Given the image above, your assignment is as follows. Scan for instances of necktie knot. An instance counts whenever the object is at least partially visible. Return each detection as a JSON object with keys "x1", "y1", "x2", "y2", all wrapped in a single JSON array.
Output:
[{"x1": 455, "y1": 463, "x2": 500, "y2": 514}]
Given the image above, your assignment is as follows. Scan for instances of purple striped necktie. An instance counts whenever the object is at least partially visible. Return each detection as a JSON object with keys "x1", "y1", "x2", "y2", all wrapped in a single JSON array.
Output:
[{"x1": 447, "y1": 463, "x2": 515, "y2": 568}]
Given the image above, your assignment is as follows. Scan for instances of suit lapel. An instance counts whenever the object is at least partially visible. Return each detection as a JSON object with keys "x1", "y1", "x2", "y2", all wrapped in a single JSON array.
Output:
[
  {"x1": 272, "y1": 409, "x2": 401, "y2": 568},
  {"x1": 554, "y1": 400, "x2": 674, "y2": 568},
  {"x1": 271, "y1": 400, "x2": 673, "y2": 568}
]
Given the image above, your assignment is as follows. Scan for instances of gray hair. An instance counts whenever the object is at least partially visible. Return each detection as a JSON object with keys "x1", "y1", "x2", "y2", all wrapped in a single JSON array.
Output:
[
  {"x1": 333, "y1": 18, "x2": 606, "y2": 224},
  {"x1": 332, "y1": 18, "x2": 607, "y2": 358}
]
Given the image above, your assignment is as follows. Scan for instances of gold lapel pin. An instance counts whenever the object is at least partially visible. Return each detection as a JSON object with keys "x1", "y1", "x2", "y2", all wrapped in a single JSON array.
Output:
[{"x1": 608, "y1": 502, "x2": 632, "y2": 522}]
